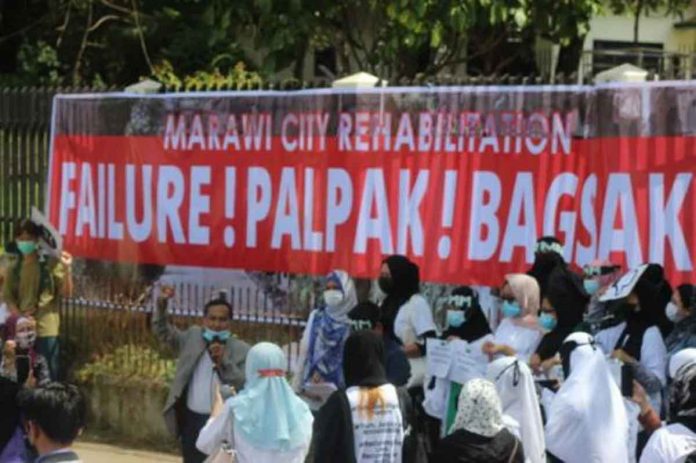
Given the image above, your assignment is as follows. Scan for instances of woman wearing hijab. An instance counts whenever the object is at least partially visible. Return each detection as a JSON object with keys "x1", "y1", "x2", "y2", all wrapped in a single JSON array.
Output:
[
  {"x1": 378, "y1": 255, "x2": 436, "y2": 388},
  {"x1": 484, "y1": 274, "x2": 543, "y2": 363},
  {"x1": 425, "y1": 287, "x2": 493, "y2": 431},
  {"x1": 0, "y1": 317, "x2": 50, "y2": 386},
  {"x1": 665, "y1": 284, "x2": 696, "y2": 359},
  {"x1": 432, "y1": 378, "x2": 525, "y2": 463},
  {"x1": 529, "y1": 267, "x2": 588, "y2": 376},
  {"x1": 196, "y1": 342, "x2": 313, "y2": 463},
  {"x1": 314, "y1": 330, "x2": 407, "y2": 463},
  {"x1": 527, "y1": 236, "x2": 565, "y2": 300},
  {"x1": 640, "y1": 361, "x2": 696, "y2": 462},
  {"x1": 582, "y1": 261, "x2": 622, "y2": 326},
  {"x1": 293, "y1": 270, "x2": 358, "y2": 410},
  {"x1": 545, "y1": 332, "x2": 629, "y2": 463},
  {"x1": 488, "y1": 357, "x2": 546, "y2": 463},
  {"x1": 595, "y1": 270, "x2": 668, "y2": 412}
]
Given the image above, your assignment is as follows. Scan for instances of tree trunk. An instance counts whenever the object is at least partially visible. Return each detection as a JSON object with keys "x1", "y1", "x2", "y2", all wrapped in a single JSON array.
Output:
[{"x1": 633, "y1": 1, "x2": 643, "y2": 44}]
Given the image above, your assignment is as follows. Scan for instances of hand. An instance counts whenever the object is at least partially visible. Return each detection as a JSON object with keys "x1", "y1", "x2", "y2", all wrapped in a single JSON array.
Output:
[
  {"x1": 446, "y1": 335, "x2": 461, "y2": 341},
  {"x1": 24, "y1": 369, "x2": 36, "y2": 388},
  {"x1": 24, "y1": 307, "x2": 37, "y2": 316},
  {"x1": 60, "y1": 251, "x2": 73, "y2": 269},
  {"x1": 209, "y1": 343, "x2": 224, "y2": 365},
  {"x1": 541, "y1": 356, "x2": 561, "y2": 374},
  {"x1": 631, "y1": 380, "x2": 652, "y2": 415},
  {"x1": 612, "y1": 349, "x2": 637, "y2": 365},
  {"x1": 482, "y1": 341, "x2": 496, "y2": 355},
  {"x1": 403, "y1": 343, "x2": 421, "y2": 359},
  {"x1": 529, "y1": 354, "x2": 541, "y2": 373},
  {"x1": 3, "y1": 340, "x2": 16, "y2": 359},
  {"x1": 159, "y1": 285, "x2": 175, "y2": 300}
]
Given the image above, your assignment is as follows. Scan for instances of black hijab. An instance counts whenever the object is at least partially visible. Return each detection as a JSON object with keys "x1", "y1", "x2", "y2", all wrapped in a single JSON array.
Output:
[
  {"x1": 527, "y1": 236, "x2": 565, "y2": 300},
  {"x1": 0, "y1": 376, "x2": 20, "y2": 454},
  {"x1": 343, "y1": 330, "x2": 388, "y2": 388},
  {"x1": 536, "y1": 267, "x2": 589, "y2": 360},
  {"x1": 379, "y1": 255, "x2": 420, "y2": 339},
  {"x1": 442, "y1": 286, "x2": 492, "y2": 343},
  {"x1": 678, "y1": 284, "x2": 696, "y2": 312}
]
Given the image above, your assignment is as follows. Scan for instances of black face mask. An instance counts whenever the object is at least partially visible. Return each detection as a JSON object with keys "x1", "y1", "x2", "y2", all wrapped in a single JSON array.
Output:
[{"x1": 378, "y1": 276, "x2": 393, "y2": 294}]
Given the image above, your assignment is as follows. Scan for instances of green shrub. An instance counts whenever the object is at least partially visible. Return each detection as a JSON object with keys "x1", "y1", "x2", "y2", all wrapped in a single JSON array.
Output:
[{"x1": 76, "y1": 344, "x2": 176, "y2": 387}]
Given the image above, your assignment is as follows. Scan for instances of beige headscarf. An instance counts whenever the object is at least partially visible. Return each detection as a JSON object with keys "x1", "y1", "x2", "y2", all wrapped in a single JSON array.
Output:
[{"x1": 504, "y1": 274, "x2": 540, "y2": 330}]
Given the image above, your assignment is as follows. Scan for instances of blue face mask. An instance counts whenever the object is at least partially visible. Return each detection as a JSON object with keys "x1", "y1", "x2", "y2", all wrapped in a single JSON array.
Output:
[
  {"x1": 16, "y1": 240, "x2": 37, "y2": 255},
  {"x1": 502, "y1": 300, "x2": 522, "y2": 318},
  {"x1": 539, "y1": 312, "x2": 558, "y2": 331},
  {"x1": 203, "y1": 328, "x2": 231, "y2": 343},
  {"x1": 583, "y1": 279, "x2": 600, "y2": 296},
  {"x1": 446, "y1": 310, "x2": 466, "y2": 328}
]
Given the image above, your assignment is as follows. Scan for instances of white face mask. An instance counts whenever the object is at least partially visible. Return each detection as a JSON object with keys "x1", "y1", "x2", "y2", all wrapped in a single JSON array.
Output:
[
  {"x1": 666, "y1": 302, "x2": 683, "y2": 323},
  {"x1": 323, "y1": 289, "x2": 344, "y2": 307}
]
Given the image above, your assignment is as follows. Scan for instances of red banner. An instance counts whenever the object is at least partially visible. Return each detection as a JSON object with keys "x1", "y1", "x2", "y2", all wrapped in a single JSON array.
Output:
[{"x1": 47, "y1": 84, "x2": 696, "y2": 286}]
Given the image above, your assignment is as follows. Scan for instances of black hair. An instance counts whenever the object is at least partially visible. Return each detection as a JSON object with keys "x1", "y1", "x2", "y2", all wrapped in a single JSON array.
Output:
[
  {"x1": 203, "y1": 291, "x2": 233, "y2": 318},
  {"x1": 348, "y1": 302, "x2": 381, "y2": 331},
  {"x1": 14, "y1": 219, "x2": 41, "y2": 239},
  {"x1": 17, "y1": 382, "x2": 86, "y2": 445}
]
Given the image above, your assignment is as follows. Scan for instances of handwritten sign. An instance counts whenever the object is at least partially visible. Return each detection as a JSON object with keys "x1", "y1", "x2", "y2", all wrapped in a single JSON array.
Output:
[
  {"x1": 600, "y1": 264, "x2": 648, "y2": 302},
  {"x1": 426, "y1": 339, "x2": 453, "y2": 378},
  {"x1": 448, "y1": 340, "x2": 487, "y2": 384}
]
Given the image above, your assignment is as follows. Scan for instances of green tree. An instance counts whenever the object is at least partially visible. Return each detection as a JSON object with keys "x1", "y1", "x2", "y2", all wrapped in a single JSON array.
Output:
[{"x1": 609, "y1": 0, "x2": 691, "y2": 43}]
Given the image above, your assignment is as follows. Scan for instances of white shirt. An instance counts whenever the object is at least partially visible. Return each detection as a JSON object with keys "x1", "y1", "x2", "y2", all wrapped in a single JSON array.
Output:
[
  {"x1": 196, "y1": 403, "x2": 311, "y2": 463},
  {"x1": 493, "y1": 318, "x2": 543, "y2": 363},
  {"x1": 187, "y1": 351, "x2": 220, "y2": 414},
  {"x1": 640, "y1": 423, "x2": 696, "y2": 463},
  {"x1": 393, "y1": 294, "x2": 436, "y2": 388},
  {"x1": 346, "y1": 384, "x2": 403, "y2": 463}
]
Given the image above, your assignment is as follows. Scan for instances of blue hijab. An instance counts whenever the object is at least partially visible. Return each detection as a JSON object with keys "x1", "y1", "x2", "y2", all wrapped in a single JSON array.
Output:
[
  {"x1": 303, "y1": 270, "x2": 357, "y2": 387},
  {"x1": 229, "y1": 342, "x2": 313, "y2": 451}
]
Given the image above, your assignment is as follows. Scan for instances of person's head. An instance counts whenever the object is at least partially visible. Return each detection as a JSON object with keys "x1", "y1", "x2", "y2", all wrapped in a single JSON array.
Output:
[
  {"x1": 18, "y1": 382, "x2": 85, "y2": 454},
  {"x1": 444, "y1": 286, "x2": 479, "y2": 329},
  {"x1": 323, "y1": 270, "x2": 358, "y2": 321},
  {"x1": 582, "y1": 261, "x2": 621, "y2": 296},
  {"x1": 14, "y1": 219, "x2": 41, "y2": 256},
  {"x1": 500, "y1": 274, "x2": 540, "y2": 319},
  {"x1": 378, "y1": 255, "x2": 419, "y2": 296},
  {"x1": 450, "y1": 378, "x2": 504, "y2": 437},
  {"x1": 203, "y1": 295, "x2": 232, "y2": 334},
  {"x1": 538, "y1": 297, "x2": 558, "y2": 332},
  {"x1": 666, "y1": 284, "x2": 695, "y2": 324},
  {"x1": 558, "y1": 332, "x2": 597, "y2": 378},
  {"x1": 342, "y1": 330, "x2": 386, "y2": 388},
  {"x1": 244, "y1": 342, "x2": 287, "y2": 388},
  {"x1": 348, "y1": 302, "x2": 383, "y2": 334},
  {"x1": 15, "y1": 317, "x2": 37, "y2": 350},
  {"x1": 532, "y1": 236, "x2": 565, "y2": 268},
  {"x1": 668, "y1": 362, "x2": 696, "y2": 424},
  {"x1": 669, "y1": 348, "x2": 696, "y2": 379}
]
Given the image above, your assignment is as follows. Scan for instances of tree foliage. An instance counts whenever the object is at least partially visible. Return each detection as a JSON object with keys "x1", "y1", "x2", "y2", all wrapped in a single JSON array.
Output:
[
  {"x1": 608, "y1": 0, "x2": 691, "y2": 43},
  {"x1": 0, "y1": 0, "x2": 610, "y2": 86}
]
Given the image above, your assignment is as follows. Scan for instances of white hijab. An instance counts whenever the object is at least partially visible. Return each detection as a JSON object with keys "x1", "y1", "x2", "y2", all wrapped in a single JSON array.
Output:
[
  {"x1": 488, "y1": 357, "x2": 546, "y2": 463},
  {"x1": 545, "y1": 332, "x2": 629, "y2": 463},
  {"x1": 669, "y1": 347, "x2": 696, "y2": 379}
]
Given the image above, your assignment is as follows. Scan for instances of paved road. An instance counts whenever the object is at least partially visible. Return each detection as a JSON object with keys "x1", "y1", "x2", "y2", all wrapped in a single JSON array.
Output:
[{"x1": 74, "y1": 441, "x2": 179, "y2": 462}]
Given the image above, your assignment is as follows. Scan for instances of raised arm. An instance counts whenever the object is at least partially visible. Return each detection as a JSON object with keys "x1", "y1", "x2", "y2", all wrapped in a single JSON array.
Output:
[{"x1": 151, "y1": 286, "x2": 186, "y2": 352}]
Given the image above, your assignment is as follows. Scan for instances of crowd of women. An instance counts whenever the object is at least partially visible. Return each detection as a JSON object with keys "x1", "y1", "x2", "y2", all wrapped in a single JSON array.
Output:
[{"x1": 186, "y1": 236, "x2": 696, "y2": 463}]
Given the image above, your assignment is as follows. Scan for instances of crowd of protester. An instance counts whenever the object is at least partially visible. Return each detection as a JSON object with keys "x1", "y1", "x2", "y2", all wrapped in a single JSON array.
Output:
[{"x1": 2, "y1": 218, "x2": 696, "y2": 463}]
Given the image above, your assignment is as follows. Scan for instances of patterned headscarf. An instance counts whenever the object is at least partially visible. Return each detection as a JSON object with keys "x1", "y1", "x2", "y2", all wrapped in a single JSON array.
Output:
[
  {"x1": 450, "y1": 378, "x2": 504, "y2": 437},
  {"x1": 669, "y1": 362, "x2": 696, "y2": 432}
]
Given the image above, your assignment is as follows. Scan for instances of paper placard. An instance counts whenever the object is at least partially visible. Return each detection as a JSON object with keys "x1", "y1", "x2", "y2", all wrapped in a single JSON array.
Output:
[
  {"x1": 426, "y1": 338, "x2": 453, "y2": 378},
  {"x1": 599, "y1": 264, "x2": 648, "y2": 302},
  {"x1": 447, "y1": 340, "x2": 487, "y2": 384}
]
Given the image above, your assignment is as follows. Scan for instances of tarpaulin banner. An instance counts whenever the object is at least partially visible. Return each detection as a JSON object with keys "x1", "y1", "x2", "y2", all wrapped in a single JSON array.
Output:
[{"x1": 47, "y1": 83, "x2": 696, "y2": 286}]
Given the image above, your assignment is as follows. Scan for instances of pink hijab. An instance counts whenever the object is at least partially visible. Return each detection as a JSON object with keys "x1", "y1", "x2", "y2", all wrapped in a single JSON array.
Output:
[{"x1": 504, "y1": 274, "x2": 541, "y2": 330}]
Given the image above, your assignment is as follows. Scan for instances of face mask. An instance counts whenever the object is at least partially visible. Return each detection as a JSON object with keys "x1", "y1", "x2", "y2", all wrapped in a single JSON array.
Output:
[
  {"x1": 378, "y1": 276, "x2": 393, "y2": 294},
  {"x1": 583, "y1": 279, "x2": 600, "y2": 296},
  {"x1": 666, "y1": 302, "x2": 683, "y2": 323},
  {"x1": 16, "y1": 240, "x2": 37, "y2": 255},
  {"x1": 16, "y1": 331, "x2": 36, "y2": 349},
  {"x1": 446, "y1": 310, "x2": 466, "y2": 328},
  {"x1": 323, "y1": 289, "x2": 344, "y2": 307},
  {"x1": 502, "y1": 300, "x2": 522, "y2": 318},
  {"x1": 539, "y1": 313, "x2": 558, "y2": 331},
  {"x1": 203, "y1": 328, "x2": 230, "y2": 343}
]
